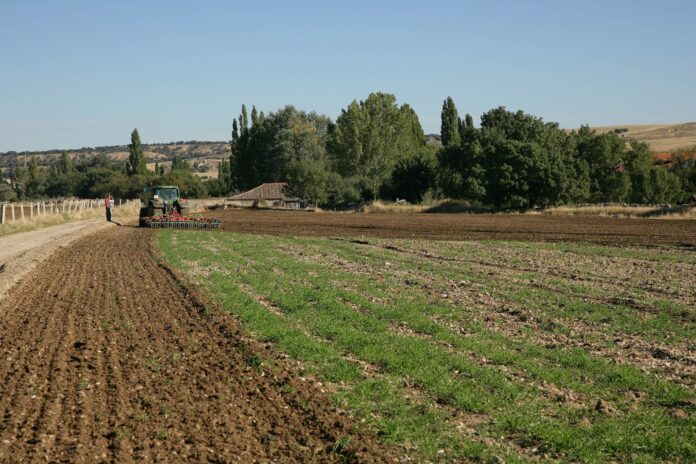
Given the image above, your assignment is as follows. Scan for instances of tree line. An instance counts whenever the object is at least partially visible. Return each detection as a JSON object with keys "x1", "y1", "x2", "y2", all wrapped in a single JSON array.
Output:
[
  {"x1": 0, "y1": 129, "x2": 208, "y2": 201},
  {"x1": 2, "y1": 93, "x2": 694, "y2": 207},
  {"x1": 219, "y1": 94, "x2": 693, "y2": 207}
]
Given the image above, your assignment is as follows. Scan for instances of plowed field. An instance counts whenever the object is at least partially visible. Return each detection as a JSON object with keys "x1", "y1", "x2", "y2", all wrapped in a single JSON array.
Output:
[
  {"x1": 0, "y1": 227, "x2": 394, "y2": 463},
  {"x1": 209, "y1": 209, "x2": 696, "y2": 246}
]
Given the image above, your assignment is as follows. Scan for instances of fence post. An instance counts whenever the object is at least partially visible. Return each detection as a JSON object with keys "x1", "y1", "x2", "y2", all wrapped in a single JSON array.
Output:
[
  {"x1": 1, "y1": 203, "x2": 5, "y2": 224},
  {"x1": 11, "y1": 204, "x2": 15, "y2": 222},
  {"x1": 19, "y1": 202, "x2": 24, "y2": 220},
  {"x1": 29, "y1": 202, "x2": 33, "y2": 219}
]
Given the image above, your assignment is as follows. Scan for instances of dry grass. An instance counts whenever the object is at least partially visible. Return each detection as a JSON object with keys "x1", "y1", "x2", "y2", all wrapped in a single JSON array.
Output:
[
  {"x1": 360, "y1": 200, "x2": 429, "y2": 214},
  {"x1": 588, "y1": 123, "x2": 696, "y2": 152},
  {"x1": 360, "y1": 200, "x2": 696, "y2": 219},
  {"x1": 0, "y1": 202, "x2": 140, "y2": 236},
  {"x1": 540, "y1": 204, "x2": 696, "y2": 219}
]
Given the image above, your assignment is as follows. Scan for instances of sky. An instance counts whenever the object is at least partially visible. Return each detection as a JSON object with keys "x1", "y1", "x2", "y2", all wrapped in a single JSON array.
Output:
[{"x1": 1, "y1": 0, "x2": 695, "y2": 152}]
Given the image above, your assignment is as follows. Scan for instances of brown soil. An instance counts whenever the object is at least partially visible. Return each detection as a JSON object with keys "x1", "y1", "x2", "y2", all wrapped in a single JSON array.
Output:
[
  {"x1": 0, "y1": 218, "x2": 110, "y2": 300},
  {"x1": 0, "y1": 227, "x2": 396, "y2": 463},
  {"x1": 209, "y1": 209, "x2": 696, "y2": 246}
]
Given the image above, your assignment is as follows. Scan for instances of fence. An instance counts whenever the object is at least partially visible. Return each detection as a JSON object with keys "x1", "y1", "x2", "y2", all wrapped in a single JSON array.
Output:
[{"x1": 0, "y1": 199, "x2": 135, "y2": 225}]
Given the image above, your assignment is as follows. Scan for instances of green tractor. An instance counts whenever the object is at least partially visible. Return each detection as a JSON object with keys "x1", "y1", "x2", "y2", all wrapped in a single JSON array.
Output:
[{"x1": 138, "y1": 185, "x2": 220, "y2": 229}]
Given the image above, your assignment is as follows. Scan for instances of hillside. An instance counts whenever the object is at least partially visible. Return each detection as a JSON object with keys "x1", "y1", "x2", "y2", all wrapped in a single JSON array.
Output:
[
  {"x1": 0, "y1": 141, "x2": 230, "y2": 179},
  {"x1": 588, "y1": 122, "x2": 696, "y2": 152}
]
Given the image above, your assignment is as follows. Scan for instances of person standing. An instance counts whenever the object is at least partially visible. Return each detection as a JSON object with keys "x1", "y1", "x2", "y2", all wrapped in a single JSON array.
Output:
[{"x1": 105, "y1": 194, "x2": 114, "y2": 221}]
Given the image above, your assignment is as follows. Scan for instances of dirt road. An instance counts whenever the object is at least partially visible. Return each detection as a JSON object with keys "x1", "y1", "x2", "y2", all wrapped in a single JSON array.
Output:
[
  {"x1": 0, "y1": 227, "x2": 393, "y2": 463},
  {"x1": 0, "y1": 219, "x2": 112, "y2": 300},
  {"x1": 209, "y1": 209, "x2": 696, "y2": 246}
]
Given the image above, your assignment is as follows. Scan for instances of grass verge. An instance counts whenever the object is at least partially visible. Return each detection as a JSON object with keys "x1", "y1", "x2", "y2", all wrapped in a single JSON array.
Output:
[{"x1": 0, "y1": 203, "x2": 139, "y2": 236}]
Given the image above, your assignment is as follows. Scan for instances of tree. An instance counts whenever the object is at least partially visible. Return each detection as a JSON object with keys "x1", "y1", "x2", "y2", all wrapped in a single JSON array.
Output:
[
  {"x1": 574, "y1": 126, "x2": 631, "y2": 202},
  {"x1": 438, "y1": 139, "x2": 486, "y2": 202},
  {"x1": 231, "y1": 105, "x2": 332, "y2": 193},
  {"x1": 11, "y1": 166, "x2": 29, "y2": 199},
  {"x1": 58, "y1": 152, "x2": 74, "y2": 174},
  {"x1": 159, "y1": 169, "x2": 208, "y2": 198},
  {"x1": 286, "y1": 154, "x2": 330, "y2": 206},
  {"x1": 26, "y1": 156, "x2": 45, "y2": 197},
  {"x1": 671, "y1": 149, "x2": 696, "y2": 198},
  {"x1": 648, "y1": 167, "x2": 682, "y2": 203},
  {"x1": 0, "y1": 183, "x2": 17, "y2": 201},
  {"x1": 440, "y1": 97, "x2": 461, "y2": 148},
  {"x1": 45, "y1": 154, "x2": 82, "y2": 197},
  {"x1": 231, "y1": 119, "x2": 239, "y2": 150},
  {"x1": 171, "y1": 156, "x2": 191, "y2": 171},
  {"x1": 251, "y1": 105, "x2": 259, "y2": 127},
  {"x1": 217, "y1": 158, "x2": 231, "y2": 193},
  {"x1": 240, "y1": 105, "x2": 249, "y2": 134},
  {"x1": 465, "y1": 113, "x2": 474, "y2": 129},
  {"x1": 389, "y1": 150, "x2": 436, "y2": 203},
  {"x1": 126, "y1": 128, "x2": 147, "y2": 176},
  {"x1": 328, "y1": 92, "x2": 425, "y2": 199}
]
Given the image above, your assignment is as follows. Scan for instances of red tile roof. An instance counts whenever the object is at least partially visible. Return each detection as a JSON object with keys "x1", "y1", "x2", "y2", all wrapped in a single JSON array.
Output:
[{"x1": 229, "y1": 183, "x2": 299, "y2": 201}]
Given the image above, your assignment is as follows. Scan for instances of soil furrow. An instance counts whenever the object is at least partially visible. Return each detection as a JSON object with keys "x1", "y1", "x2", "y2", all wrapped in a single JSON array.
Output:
[
  {"x1": 0, "y1": 226, "x2": 395, "y2": 463},
  {"x1": 208, "y1": 208, "x2": 696, "y2": 246}
]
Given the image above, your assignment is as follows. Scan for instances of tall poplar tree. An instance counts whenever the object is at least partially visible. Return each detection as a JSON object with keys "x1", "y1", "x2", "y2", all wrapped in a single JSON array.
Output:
[
  {"x1": 440, "y1": 97, "x2": 461, "y2": 147},
  {"x1": 251, "y1": 105, "x2": 259, "y2": 127},
  {"x1": 240, "y1": 105, "x2": 249, "y2": 133},
  {"x1": 127, "y1": 128, "x2": 146, "y2": 176},
  {"x1": 230, "y1": 119, "x2": 239, "y2": 154}
]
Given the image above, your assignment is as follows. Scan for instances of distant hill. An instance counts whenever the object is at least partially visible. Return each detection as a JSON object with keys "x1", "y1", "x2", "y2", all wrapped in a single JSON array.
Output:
[
  {"x1": 583, "y1": 123, "x2": 696, "y2": 152},
  {"x1": 0, "y1": 141, "x2": 230, "y2": 179}
]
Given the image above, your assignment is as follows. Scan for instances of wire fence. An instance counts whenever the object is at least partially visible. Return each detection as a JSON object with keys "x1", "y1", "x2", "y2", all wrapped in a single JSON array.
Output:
[{"x1": 0, "y1": 198, "x2": 135, "y2": 225}]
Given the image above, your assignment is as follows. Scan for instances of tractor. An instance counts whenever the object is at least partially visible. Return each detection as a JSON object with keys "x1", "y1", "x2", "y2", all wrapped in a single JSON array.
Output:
[{"x1": 138, "y1": 185, "x2": 220, "y2": 228}]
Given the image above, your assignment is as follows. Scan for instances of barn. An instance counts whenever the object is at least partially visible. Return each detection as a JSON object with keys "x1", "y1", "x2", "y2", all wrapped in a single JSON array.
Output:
[{"x1": 227, "y1": 182, "x2": 302, "y2": 209}]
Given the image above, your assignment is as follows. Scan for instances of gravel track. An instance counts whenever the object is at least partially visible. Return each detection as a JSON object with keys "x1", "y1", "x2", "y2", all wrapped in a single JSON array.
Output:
[
  {"x1": 0, "y1": 218, "x2": 110, "y2": 300},
  {"x1": 0, "y1": 226, "x2": 394, "y2": 463}
]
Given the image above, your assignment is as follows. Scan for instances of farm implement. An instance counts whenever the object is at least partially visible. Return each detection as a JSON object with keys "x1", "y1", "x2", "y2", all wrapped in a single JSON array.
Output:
[{"x1": 138, "y1": 185, "x2": 221, "y2": 229}]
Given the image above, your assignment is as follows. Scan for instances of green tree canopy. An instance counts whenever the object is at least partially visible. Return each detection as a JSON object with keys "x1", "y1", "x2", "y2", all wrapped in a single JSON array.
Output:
[
  {"x1": 328, "y1": 92, "x2": 425, "y2": 199},
  {"x1": 231, "y1": 105, "x2": 332, "y2": 197},
  {"x1": 126, "y1": 128, "x2": 147, "y2": 176},
  {"x1": 440, "y1": 97, "x2": 461, "y2": 148}
]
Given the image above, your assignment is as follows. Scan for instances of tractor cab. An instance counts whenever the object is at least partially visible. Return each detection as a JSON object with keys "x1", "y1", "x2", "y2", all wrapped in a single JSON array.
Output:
[{"x1": 142, "y1": 185, "x2": 180, "y2": 205}]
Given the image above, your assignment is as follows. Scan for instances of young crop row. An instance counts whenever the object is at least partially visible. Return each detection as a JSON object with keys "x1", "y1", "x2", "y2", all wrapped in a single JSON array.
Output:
[{"x1": 159, "y1": 230, "x2": 695, "y2": 463}]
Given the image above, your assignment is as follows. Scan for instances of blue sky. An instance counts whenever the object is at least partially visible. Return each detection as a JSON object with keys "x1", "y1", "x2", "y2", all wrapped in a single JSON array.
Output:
[{"x1": 1, "y1": 0, "x2": 695, "y2": 151}]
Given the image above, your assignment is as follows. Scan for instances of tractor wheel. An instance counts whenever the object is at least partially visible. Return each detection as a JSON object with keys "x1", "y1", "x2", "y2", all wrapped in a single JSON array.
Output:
[{"x1": 138, "y1": 208, "x2": 149, "y2": 228}]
